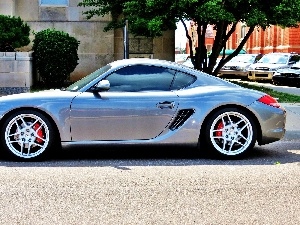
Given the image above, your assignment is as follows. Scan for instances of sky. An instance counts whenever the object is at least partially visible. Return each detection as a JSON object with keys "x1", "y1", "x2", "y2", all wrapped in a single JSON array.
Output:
[{"x1": 175, "y1": 21, "x2": 189, "y2": 49}]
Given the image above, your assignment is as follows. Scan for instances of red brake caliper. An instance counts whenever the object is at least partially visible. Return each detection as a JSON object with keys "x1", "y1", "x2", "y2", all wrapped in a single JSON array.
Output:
[
  {"x1": 216, "y1": 121, "x2": 224, "y2": 137},
  {"x1": 33, "y1": 123, "x2": 44, "y2": 143}
]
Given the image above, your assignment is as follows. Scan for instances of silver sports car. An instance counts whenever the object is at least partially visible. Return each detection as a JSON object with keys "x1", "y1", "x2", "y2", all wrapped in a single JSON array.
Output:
[{"x1": 0, "y1": 59, "x2": 286, "y2": 161}]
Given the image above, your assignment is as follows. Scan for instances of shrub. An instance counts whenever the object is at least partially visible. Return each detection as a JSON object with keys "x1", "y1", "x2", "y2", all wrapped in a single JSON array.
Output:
[
  {"x1": 32, "y1": 29, "x2": 80, "y2": 88},
  {"x1": 0, "y1": 15, "x2": 30, "y2": 52}
]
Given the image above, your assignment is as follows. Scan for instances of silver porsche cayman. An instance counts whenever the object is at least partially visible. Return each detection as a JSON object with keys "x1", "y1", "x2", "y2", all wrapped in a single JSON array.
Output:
[{"x1": 0, "y1": 59, "x2": 286, "y2": 161}]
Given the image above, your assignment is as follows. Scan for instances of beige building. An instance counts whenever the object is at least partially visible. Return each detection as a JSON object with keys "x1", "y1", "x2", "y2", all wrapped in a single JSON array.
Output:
[{"x1": 0, "y1": 0, "x2": 175, "y2": 81}]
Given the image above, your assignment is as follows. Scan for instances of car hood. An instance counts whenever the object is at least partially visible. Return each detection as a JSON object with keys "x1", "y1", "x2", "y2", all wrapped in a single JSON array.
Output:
[
  {"x1": 276, "y1": 67, "x2": 300, "y2": 74},
  {"x1": 0, "y1": 89, "x2": 80, "y2": 116},
  {"x1": 0, "y1": 89, "x2": 79, "y2": 101},
  {"x1": 224, "y1": 61, "x2": 252, "y2": 67},
  {"x1": 250, "y1": 63, "x2": 287, "y2": 70}
]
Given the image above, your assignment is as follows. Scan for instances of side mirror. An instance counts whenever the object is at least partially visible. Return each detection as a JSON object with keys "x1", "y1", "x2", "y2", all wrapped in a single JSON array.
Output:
[{"x1": 91, "y1": 80, "x2": 110, "y2": 92}]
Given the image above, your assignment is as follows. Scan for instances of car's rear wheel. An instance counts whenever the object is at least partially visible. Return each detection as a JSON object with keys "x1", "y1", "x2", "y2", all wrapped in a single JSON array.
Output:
[
  {"x1": 203, "y1": 108, "x2": 257, "y2": 159},
  {"x1": 0, "y1": 110, "x2": 56, "y2": 161}
]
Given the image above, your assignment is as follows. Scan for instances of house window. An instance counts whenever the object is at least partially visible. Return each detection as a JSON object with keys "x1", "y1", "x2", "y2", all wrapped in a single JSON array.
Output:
[
  {"x1": 241, "y1": 25, "x2": 246, "y2": 39},
  {"x1": 40, "y1": 0, "x2": 68, "y2": 6},
  {"x1": 281, "y1": 28, "x2": 285, "y2": 45}
]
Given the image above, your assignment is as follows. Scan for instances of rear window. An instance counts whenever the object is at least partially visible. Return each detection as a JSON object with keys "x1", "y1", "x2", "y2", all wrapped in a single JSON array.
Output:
[{"x1": 172, "y1": 72, "x2": 196, "y2": 90}]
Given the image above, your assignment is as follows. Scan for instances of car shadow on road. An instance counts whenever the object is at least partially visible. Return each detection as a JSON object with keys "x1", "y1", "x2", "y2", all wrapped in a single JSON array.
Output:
[{"x1": 1, "y1": 141, "x2": 298, "y2": 168}]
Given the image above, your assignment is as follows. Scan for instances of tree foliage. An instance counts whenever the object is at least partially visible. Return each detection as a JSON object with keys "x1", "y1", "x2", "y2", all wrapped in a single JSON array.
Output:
[
  {"x1": 0, "y1": 15, "x2": 30, "y2": 52},
  {"x1": 32, "y1": 29, "x2": 80, "y2": 88},
  {"x1": 78, "y1": 0, "x2": 300, "y2": 75}
]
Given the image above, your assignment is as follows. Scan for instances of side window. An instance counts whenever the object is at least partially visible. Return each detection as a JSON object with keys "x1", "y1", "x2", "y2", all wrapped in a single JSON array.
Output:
[
  {"x1": 105, "y1": 65, "x2": 175, "y2": 92},
  {"x1": 172, "y1": 72, "x2": 196, "y2": 90},
  {"x1": 40, "y1": 0, "x2": 68, "y2": 6},
  {"x1": 290, "y1": 55, "x2": 300, "y2": 63}
]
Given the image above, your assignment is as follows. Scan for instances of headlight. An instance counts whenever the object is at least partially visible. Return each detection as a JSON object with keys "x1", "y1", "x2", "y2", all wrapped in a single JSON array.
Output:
[
  {"x1": 237, "y1": 65, "x2": 250, "y2": 71},
  {"x1": 269, "y1": 68, "x2": 277, "y2": 72},
  {"x1": 236, "y1": 66, "x2": 244, "y2": 71},
  {"x1": 273, "y1": 72, "x2": 280, "y2": 76}
]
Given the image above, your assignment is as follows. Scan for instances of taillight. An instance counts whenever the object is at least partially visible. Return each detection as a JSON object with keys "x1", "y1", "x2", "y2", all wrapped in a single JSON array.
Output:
[{"x1": 258, "y1": 95, "x2": 281, "y2": 108}]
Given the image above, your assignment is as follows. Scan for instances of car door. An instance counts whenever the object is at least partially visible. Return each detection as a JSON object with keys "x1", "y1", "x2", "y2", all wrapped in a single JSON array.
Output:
[{"x1": 69, "y1": 65, "x2": 179, "y2": 141}]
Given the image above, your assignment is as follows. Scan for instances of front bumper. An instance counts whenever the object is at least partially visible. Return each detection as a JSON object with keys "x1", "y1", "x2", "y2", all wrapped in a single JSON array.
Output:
[
  {"x1": 248, "y1": 71, "x2": 275, "y2": 81},
  {"x1": 273, "y1": 75, "x2": 300, "y2": 86},
  {"x1": 218, "y1": 70, "x2": 248, "y2": 77}
]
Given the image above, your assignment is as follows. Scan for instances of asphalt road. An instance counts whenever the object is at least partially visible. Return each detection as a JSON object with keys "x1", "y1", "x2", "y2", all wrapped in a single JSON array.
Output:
[{"x1": 0, "y1": 139, "x2": 299, "y2": 225}]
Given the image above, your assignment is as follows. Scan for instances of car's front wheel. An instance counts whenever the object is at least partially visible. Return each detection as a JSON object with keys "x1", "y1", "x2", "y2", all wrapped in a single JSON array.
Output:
[
  {"x1": 0, "y1": 110, "x2": 56, "y2": 161},
  {"x1": 203, "y1": 108, "x2": 257, "y2": 159},
  {"x1": 272, "y1": 80, "x2": 281, "y2": 86}
]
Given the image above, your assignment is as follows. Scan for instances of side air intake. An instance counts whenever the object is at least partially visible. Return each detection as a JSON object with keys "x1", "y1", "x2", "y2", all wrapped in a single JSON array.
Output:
[{"x1": 169, "y1": 109, "x2": 195, "y2": 131}]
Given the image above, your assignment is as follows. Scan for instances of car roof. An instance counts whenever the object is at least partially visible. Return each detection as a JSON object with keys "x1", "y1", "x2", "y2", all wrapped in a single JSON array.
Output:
[
  {"x1": 109, "y1": 58, "x2": 197, "y2": 72},
  {"x1": 265, "y1": 52, "x2": 297, "y2": 55},
  {"x1": 110, "y1": 58, "x2": 175, "y2": 67}
]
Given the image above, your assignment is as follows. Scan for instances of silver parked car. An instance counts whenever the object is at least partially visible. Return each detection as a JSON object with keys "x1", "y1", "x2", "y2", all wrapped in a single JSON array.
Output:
[
  {"x1": 218, "y1": 54, "x2": 262, "y2": 78},
  {"x1": 0, "y1": 59, "x2": 286, "y2": 161},
  {"x1": 248, "y1": 52, "x2": 299, "y2": 81}
]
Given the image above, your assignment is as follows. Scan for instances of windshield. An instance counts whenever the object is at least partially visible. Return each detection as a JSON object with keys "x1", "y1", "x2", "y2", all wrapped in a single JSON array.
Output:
[
  {"x1": 258, "y1": 54, "x2": 289, "y2": 64},
  {"x1": 230, "y1": 55, "x2": 256, "y2": 63},
  {"x1": 66, "y1": 65, "x2": 111, "y2": 91}
]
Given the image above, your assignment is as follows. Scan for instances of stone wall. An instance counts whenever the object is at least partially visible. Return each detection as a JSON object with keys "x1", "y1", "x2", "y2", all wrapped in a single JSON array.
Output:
[
  {"x1": 0, "y1": 52, "x2": 33, "y2": 95},
  {"x1": 0, "y1": 0, "x2": 175, "y2": 86}
]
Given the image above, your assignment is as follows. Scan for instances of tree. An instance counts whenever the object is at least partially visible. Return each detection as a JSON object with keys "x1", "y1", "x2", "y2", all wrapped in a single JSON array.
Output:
[
  {"x1": 32, "y1": 29, "x2": 80, "y2": 88},
  {"x1": 78, "y1": 0, "x2": 300, "y2": 75},
  {"x1": 0, "y1": 15, "x2": 30, "y2": 52}
]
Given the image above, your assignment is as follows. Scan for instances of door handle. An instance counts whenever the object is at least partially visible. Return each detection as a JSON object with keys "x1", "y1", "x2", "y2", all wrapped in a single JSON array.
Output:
[{"x1": 157, "y1": 101, "x2": 175, "y2": 109}]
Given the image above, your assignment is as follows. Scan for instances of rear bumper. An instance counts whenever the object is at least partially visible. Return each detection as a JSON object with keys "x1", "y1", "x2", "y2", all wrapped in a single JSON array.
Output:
[{"x1": 248, "y1": 101, "x2": 286, "y2": 145}]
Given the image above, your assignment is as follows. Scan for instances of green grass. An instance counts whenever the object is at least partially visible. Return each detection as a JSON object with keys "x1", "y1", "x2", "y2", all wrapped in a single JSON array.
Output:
[{"x1": 230, "y1": 81, "x2": 300, "y2": 103}]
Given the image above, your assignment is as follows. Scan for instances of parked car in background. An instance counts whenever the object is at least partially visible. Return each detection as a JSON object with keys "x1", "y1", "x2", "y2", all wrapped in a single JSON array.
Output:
[
  {"x1": 175, "y1": 54, "x2": 189, "y2": 64},
  {"x1": 248, "y1": 52, "x2": 300, "y2": 81},
  {"x1": 0, "y1": 59, "x2": 285, "y2": 161},
  {"x1": 218, "y1": 54, "x2": 262, "y2": 78},
  {"x1": 272, "y1": 61, "x2": 300, "y2": 86},
  {"x1": 182, "y1": 58, "x2": 220, "y2": 71},
  {"x1": 182, "y1": 57, "x2": 193, "y2": 68}
]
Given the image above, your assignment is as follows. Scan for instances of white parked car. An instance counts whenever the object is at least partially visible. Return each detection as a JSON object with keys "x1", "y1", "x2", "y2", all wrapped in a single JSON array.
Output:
[
  {"x1": 175, "y1": 54, "x2": 189, "y2": 64},
  {"x1": 248, "y1": 53, "x2": 299, "y2": 81},
  {"x1": 182, "y1": 57, "x2": 194, "y2": 68}
]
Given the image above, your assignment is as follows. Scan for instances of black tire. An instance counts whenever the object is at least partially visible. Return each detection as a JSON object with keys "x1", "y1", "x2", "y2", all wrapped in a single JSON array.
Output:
[
  {"x1": 241, "y1": 76, "x2": 249, "y2": 81},
  {"x1": 0, "y1": 110, "x2": 56, "y2": 161},
  {"x1": 202, "y1": 108, "x2": 257, "y2": 159}
]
